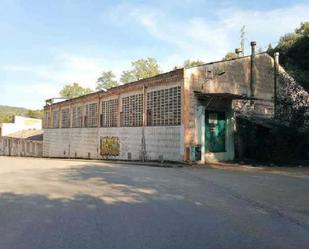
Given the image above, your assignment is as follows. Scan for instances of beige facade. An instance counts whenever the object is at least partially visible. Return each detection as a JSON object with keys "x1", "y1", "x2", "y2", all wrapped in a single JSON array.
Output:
[{"x1": 43, "y1": 53, "x2": 276, "y2": 163}]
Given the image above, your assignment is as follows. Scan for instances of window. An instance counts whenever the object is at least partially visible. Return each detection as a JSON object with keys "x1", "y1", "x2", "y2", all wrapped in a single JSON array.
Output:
[
  {"x1": 72, "y1": 106, "x2": 83, "y2": 128},
  {"x1": 52, "y1": 111, "x2": 59, "y2": 128},
  {"x1": 84, "y1": 103, "x2": 98, "y2": 127},
  {"x1": 147, "y1": 86, "x2": 181, "y2": 126},
  {"x1": 61, "y1": 108, "x2": 70, "y2": 128},
  {"x1": 101, "y1": 99, "x2": 118, "y2": 127},
  {"x1": 44, "y1": 111, "x2": 51, "y2": 128},
  {"x1": 120, "y1": 94, "x2": 143, "y2": 127}
]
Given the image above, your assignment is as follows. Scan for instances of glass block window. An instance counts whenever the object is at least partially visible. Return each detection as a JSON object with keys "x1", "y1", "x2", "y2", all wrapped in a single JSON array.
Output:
[
  {"x1": 147, "y1": 86, "x2": 181, "y2": 126},
  {"x1": 61, "y1": 108, "x2": 70, "y2": 128},
  {"x1": 84, "y1": 103, "x2": 98, "y2": 128},
  {"x1": 72, "y1": 106, "x2": 83, "y2": 128},
  {"x1": 120, "y1": 94, "x2": 144, "y2": 127},
  {"x1": 101, "y1": 99, "x2": 118, "y2": 127},
  {"x1": 52, "y1": 110, "x2": 59, "y2": 128},
  {"x1": 44, "y1": 111, "x2": 51, "y2": 128}
]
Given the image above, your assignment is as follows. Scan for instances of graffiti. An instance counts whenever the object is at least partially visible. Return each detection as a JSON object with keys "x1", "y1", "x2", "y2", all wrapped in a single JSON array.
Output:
[{"x1": 100, "y1": 136, "x2": 120, "y2": 156}]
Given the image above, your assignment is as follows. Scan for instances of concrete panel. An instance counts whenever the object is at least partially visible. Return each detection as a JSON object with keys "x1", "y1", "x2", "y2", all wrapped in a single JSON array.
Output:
[
  {"x1": 43, "y1": 126, "x2": 183, "y2": 162},
  {"x1": 145, "y1": 126, "x2": 183, "y2": 161}
]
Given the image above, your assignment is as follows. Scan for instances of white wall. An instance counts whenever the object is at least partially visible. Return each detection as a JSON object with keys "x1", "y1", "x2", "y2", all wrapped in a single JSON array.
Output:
[
  {"x1": 0, "y1": 116, "x2": 42, "y2": 137},
  {"x1": 43, "y1": 126, "x2": 184, "y2": 162}
]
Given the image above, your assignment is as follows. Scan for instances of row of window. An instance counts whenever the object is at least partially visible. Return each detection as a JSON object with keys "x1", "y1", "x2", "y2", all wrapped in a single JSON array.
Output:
[{"x1": 44, "y1": 86, "x2": 181, "y2": 128}]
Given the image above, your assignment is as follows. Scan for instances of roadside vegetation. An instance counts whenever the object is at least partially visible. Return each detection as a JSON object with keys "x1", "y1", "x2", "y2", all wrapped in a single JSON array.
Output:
[{"x1": 0, "y1": 105, "x2": 43, "y2": 123}]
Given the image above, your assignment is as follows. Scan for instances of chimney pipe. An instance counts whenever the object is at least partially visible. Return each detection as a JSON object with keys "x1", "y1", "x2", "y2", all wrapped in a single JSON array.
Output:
[
  {"x1": 235, "y1": 48, "x2": 243, "y2": 57},
  {"x1": 274, "y1": 52, "x2": 279, "y2": 117},
  {"x1": 250, "y1": 41, "x2": 256, "y2": 105}
]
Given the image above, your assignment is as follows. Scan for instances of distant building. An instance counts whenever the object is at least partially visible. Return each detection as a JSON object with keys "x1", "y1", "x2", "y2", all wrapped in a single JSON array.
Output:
[
  {"x1": 0, "y1": 115, "x2": 42, "y2": 137},
  {"x1": 0, "y1": 116, "x2": 43, "y2": 157},
  {"x1": 43, "y1": 43, "x2": 280, "y2": 163}
]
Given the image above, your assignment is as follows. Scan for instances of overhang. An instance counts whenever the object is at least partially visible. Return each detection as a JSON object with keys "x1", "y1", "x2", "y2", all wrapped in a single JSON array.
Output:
[{"x1": 194, "y1": 91, "x2": 256, "y2": 100}]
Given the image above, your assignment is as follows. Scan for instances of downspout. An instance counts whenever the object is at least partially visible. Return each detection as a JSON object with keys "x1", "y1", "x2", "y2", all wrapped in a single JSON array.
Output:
[
  {"x1": 250, "y1": 41, "x2": 256, "y2": 105},
  {"x1": 274, "y1": 52, "x2": 279, "y2": 118},
  {"x1": 141, "y1": 85, "x2": 147, "y2": 162}
]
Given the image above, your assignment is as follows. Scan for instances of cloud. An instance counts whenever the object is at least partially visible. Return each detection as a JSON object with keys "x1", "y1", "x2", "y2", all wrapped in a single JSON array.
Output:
[
  {"x1": 109, "y1": 2, "x2": 309, "y2": 66},
  {"x1": 0, "y1": 52, "x2": 131, "y2": 108},
  {"x1": 1, "y1": 1, "x2": 308, "y2": 109}
]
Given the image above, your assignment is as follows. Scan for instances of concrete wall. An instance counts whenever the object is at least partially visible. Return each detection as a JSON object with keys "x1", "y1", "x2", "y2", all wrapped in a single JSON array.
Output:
[
  {"x1": 0, "y1": 116, "x2": 42, "y2": 137},
  {"x1": 43, "y1": 126, "x2": 184, "y2": 162},
  {"x1": 0, "y1": 137, "x2": 43, "y2": 157},
  {"x1": 183, "y1": 53, "x2": 275, "y2": 162}
]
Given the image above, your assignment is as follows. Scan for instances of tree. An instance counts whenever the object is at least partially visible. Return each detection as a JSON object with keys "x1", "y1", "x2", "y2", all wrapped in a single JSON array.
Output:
[
  {"x1": 223, "y1": 52, "x2": 238, "y2": 60},
  {"x1": 295, "y1": 22, "x2": 309, "y2": 36},
  {"x1": 120, "y1": 57, "x2": 160, "y2": 84},
  {"x1": 268, "y1": 22, "x2": 309, "y2": 91},
  {"x1": 96, "y1": 71, "x2": 118, "y2": 90},
  {"x1": 120, "y1": 70, "x2": 136, "y2": 84},
  {"x1": 184, "y1": 59, "x2": 204, "y2": 68},
  {"x1": 26, "y1": 110, "x2": 43, "y2": 119},
  {"x1": 59, "y1": 83, "x2": 93, "y2": 99}
]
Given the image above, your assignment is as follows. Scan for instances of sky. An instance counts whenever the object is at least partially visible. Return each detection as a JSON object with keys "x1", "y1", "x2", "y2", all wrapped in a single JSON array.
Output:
[{"x1": 0, "y1": 0, "x2": 308, "y2": 109}]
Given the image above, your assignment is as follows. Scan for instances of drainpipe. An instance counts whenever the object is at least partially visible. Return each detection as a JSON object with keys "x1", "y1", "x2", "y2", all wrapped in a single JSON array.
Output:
[
  {"x1": 274, "y1": 52, "x2": 279, "y2": 118},
  {"x1": 250, "y1": 41, "x2": 256, "y2": 105}
]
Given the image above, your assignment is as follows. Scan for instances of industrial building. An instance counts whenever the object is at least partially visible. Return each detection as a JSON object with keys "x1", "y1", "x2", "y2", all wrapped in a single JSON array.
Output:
[{"x1": 43, "y1": 43, "x2": 277, "y2": 163}]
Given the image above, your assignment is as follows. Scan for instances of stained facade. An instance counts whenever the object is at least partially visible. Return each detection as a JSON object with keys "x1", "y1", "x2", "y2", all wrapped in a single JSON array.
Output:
[{"x1": 43, "y1": 51, "x2": 276, "y2": 163}]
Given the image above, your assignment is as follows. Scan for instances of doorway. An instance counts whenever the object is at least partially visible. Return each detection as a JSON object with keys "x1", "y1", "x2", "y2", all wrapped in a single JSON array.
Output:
[{"x1": 205, "y1": 111, "x2": 226, "y2": 153}]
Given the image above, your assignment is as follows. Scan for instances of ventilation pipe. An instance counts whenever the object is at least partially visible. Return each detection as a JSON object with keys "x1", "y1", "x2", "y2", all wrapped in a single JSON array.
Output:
[
  {"x1": 274, "y1": 52, "x2": 279, "y2": 117},
  {"x1": 250, "y1": 41, "x2": 256, "y2": 105},
  {"x1": 235, "y1": 48, "x2": 243, "y2": 57}
]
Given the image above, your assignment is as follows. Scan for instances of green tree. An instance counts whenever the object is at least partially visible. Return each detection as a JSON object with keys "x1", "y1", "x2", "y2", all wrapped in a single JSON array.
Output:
[
  {"x1": 184, "y1": 59, "x2": 204, "y2": 68},
  {"x1": 26, "y1": 110, "x2": 43, "y2": 119},
  {"x1": 0, "y1": 115, "x2": 13, "y2": 123},
  {"x1": 295, "y1": 22, "x2": 309, "y2": 36},
  {"x1": 59, "y1": 83, "x2": 93, "y2": 99},
  {"x1": 120, "y1": 57, "x2": 160, "y2": 84},
  {"x1": 120, "y1": 70, "x2": 136, "y2": 84},
  {"x1": 96, "y1": 71, "x2": 118, "y2": 90},
  {"x1": 223, "y1": 52, "x2": 238, "y2": 60},
  {"x1": 268, "y1": 22, "x2": 309, "y2": 90}
]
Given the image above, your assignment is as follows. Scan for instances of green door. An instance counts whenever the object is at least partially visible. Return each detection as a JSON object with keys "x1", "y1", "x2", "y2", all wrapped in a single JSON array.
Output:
[{"x1": 205, "y1": 111, "x2": 226, "y2": 152}]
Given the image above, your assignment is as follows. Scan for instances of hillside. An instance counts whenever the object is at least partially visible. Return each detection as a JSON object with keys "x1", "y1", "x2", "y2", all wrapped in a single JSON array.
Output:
[{"x1": 0, "y1": 105, "x2": 42, "y2": 123}]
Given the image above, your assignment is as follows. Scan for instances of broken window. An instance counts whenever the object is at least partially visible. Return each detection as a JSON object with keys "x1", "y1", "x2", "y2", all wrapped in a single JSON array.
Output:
[
  {"x1": 61, "y1": 108, "x2": 70, "y2": 128},
  {"x1": 72, "y1": 106, "x2": 83, "y2": 128},
  {"x1": 52, "y1": 111, "x2": 59, "y2": 128},
  {"x1": 84, "y1": 103, "x2": 98, "y2": 128},
  {"x1": 147, "y1": 86, "x2": 181, "y2": 126},
  {"x1": 101, "y1": 99, "x2": 118, "y2": 127},
  {"x1": 120, "y1": 94, "x2": 143, "y2": 127}
]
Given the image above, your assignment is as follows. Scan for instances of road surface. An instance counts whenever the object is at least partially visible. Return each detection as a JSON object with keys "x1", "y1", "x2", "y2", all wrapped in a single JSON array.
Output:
[{"x1": 0, "y1": 157, "x2": 308, "y2": 249}]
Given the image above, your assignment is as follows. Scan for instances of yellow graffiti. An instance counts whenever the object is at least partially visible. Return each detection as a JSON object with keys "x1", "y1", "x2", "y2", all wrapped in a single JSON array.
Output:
[{"x1": 100, "y1": 137, "x2": 120, "y2": 156}]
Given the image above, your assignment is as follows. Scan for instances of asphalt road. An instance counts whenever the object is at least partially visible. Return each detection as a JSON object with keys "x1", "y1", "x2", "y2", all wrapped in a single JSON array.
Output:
[{"x1": 0, "y1": 157, "x2": 308, "y2": 249}]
